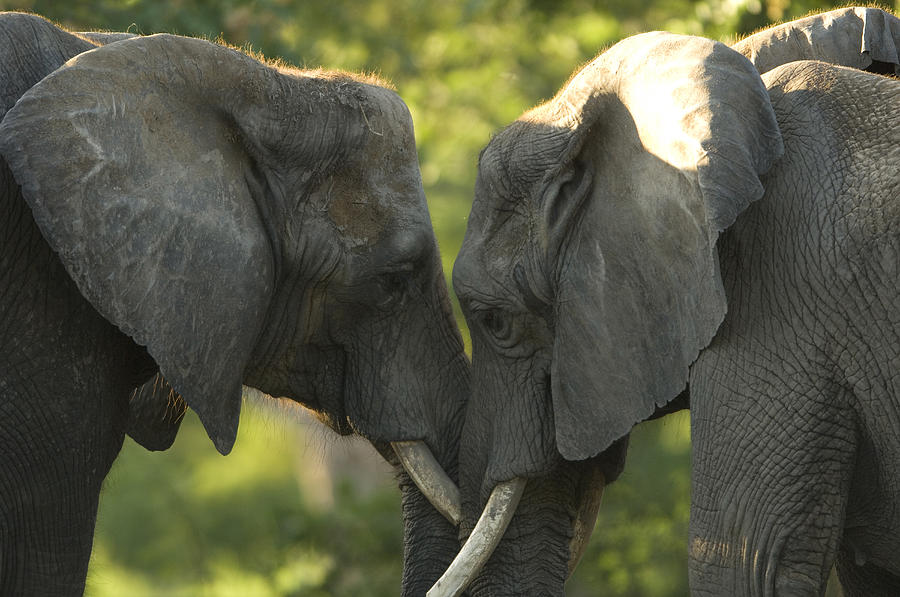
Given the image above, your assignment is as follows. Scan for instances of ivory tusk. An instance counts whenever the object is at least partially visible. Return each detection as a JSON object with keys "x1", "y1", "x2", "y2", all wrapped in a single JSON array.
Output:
[
  {"x1": 426, "y1": 477, "x2": 527, "y2": 597},
  {"x1": 391, "y1": 440, "x2": 463, "y2": 527},
  {"x1": 567, "y1": 470, "x2": 605, "y2": 575}
]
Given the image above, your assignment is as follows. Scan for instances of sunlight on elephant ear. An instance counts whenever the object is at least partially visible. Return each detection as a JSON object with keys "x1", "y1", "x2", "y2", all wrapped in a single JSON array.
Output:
[{"x1": 242, "y1": 385, "x2": 274, "y2": 403}]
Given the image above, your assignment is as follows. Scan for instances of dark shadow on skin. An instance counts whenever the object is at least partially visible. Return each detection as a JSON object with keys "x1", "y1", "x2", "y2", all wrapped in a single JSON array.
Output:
[{"x1": 646, "y1": 386, "x2": 690, "y2": 421}]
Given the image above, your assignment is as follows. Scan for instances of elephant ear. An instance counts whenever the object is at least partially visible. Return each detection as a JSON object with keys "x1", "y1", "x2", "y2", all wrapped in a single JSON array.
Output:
[
  {"x1": 732, "y1": 7, "x2": 900, "y2": 76},
  {"x1": 0, "y1": 35, "x2": 281, "y2": 454},
  {"x1": 541, "y1": 32, "x2": 783, "y2": 461},
  {"x1": 0, "y1": 12, "x2": 96, "y2": 115}
]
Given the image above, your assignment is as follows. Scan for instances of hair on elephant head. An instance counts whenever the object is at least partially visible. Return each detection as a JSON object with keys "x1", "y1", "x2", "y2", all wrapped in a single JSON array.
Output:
[
  {"x1": 0, "y1": 12, "x2": 466, "y2": 596},
  {"x1": 441, "y1": 10, "x2": 900, "y2": 597}
]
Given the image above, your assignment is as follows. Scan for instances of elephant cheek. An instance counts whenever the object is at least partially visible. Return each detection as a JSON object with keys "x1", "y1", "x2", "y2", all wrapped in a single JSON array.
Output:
[
  {"x1": 468, "y1": 358, "x2": 558, "y2": 502},
  {"x1": 291, "y1": 346, "x2": 351, "y2": 434},
  {"x1": 244, "y1": 343, "x2": 351, "y2": 434},
  {"x1": 342, "y1": 317, "x2": 444, "y2": 443}
]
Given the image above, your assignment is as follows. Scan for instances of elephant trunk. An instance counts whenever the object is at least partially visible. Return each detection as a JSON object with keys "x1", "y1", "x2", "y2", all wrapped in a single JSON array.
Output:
[
  {"x1": 433, "y1": 452, "x2": 617, "y2": 597},
  {"x1": 398, "y1": 472, "x2": 465, "y2": 597},
  {"x1": 392, "y1": 440, "x2": 462, "y2": 526},
  {"x1": 428, "y1": 473, "x2": 604, "y2": 597},
  {"x1": 0, "y1": 485, "x2": 98, "y2": 595},
  {"x1": 395, "y1": 438, "x2": 466, "y2": 595}
]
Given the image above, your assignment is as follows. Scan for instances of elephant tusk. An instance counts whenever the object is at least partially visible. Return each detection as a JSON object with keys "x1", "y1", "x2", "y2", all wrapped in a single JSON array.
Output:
[
  {"x1": 391, "y1": 440, "x2": 463, "y2": 527},
  {"x1": 567, "y1": 469, "x2": 605, "y2": 575},
  {"x1": 426, "y1": 477, "x2": 527, "y2": 597}
]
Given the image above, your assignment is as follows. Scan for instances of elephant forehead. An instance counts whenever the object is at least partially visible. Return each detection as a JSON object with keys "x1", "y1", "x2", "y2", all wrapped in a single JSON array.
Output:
[
  {"x1": 456, "y1": 179, "x2": 534, "y2": 298},
  {"x1": 478, "y1": 125, "x2": 559, "y2": 204},
  {"x1": 325, "y1": 118, "x2": 427, "y2": 249},
  {"x1": 455, "y1": 227, "x2": 524, "y2": 301}
]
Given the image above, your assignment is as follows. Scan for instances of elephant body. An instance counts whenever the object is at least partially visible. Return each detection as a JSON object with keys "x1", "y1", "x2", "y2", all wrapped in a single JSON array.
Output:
[
  {"x1": 0, "y1": 13, "x2": 466, "y2": 596},
  {"x1": 447, "y1": 9, "x2": 900, "y2": 596},
  {"x1": 689, "y1": 61, "x2": 900, "y2": 595},
  {"x1": 732, "y1": 7, "x2": 900, "y2": 76},
  {"x1": 0, "y1": 16, "x2": 150, "y2": 589},
  {"x1": 1, "y1": 162, "x2": 142, "y2": 591}
]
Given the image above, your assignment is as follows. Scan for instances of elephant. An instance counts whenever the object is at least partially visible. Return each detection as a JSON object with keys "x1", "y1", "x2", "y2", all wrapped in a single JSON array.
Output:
[
  {"x1": 438, "y1": 12, "x2": 900, "y2": 597},
  {"x1": 731, "y1": 6, "x2": 900, "y2": 77},
  {"x1": 0, "y1": 12, "x2": 466, "y2": 596}
]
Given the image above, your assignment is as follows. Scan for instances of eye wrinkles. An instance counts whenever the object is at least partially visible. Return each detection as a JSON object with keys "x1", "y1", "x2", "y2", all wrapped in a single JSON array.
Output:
[
  {"x1": 455, "y1": 260, "x2": 550, "y2": 324},
  {"x1": 514, "y1": 263, "x2": 555, "y2": 327},
  {"x1": 455, "y1": 282, "x2": 504, "y2": 314},
  {"x1": 476, "y1": 161, "x2": 534, "y2": 238},
  {"x1": 374, "y1": 270, "x2": 412, "y2": 310}
]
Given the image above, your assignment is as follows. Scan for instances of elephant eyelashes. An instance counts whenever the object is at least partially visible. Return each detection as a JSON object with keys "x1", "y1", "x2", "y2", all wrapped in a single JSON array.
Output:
[
  {"x1": 479, "y1": 309, "x2": 517, "y2": 345},
  {"x1": 375, "y1": 270, "x2": 412, "y2": 309}
]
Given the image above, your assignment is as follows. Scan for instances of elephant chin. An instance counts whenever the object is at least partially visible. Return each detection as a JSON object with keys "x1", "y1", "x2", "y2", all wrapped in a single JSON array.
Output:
[{"x1": 428, "y1": 471, "x2": 606, "y2": 597}]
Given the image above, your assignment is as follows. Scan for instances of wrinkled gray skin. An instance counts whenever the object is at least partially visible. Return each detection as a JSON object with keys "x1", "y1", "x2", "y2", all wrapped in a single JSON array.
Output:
[
  {"x1": 453, "y1": 14, "x2": 900, "y2": 597},
  {"x1": 0, "y1": 13, "x2": 466, "y2": 596},
  {"x1": 732, "y1": 7, "x2": 900, "y2": 76}
]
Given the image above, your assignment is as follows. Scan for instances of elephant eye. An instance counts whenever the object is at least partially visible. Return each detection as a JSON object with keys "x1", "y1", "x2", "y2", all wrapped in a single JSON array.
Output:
[
  {"x1": 481, "y1": 309, "x2": 514, "y2": 343},
  {"x1": 375, "y1": 270, "x2": 410, "y2": 309}
]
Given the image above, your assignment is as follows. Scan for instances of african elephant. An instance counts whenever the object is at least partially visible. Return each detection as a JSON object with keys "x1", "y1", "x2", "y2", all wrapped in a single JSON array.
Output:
[
  {"x1": 439, "y1": 19, "x2": 900, "y2": 597},
  {"x1": 731, "y1": 6, "x2": 900, "y2": 76},
  {"x1": 0, "y1": 13, "x2": 465, "y2": 596}
]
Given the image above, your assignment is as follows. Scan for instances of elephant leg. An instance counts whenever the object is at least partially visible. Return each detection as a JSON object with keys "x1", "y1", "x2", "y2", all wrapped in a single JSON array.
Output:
[
  {"x1": 0, "y1": 377, "x2": 129, "y2": 596},
  {"x1": 688, "y1": 352, "x2": 857, "y2": 597},
  {"x1": 1, "y1": 442, "x2": 103, "y2": 594},
  {"x1": 0, "y1": 324, "x2": 136, "y2": 595}
]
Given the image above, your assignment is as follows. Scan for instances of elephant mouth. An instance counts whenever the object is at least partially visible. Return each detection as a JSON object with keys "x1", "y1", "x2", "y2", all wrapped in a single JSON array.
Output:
[{"x1": 427, "y1": 470, "x2": 606, "y2": 597}]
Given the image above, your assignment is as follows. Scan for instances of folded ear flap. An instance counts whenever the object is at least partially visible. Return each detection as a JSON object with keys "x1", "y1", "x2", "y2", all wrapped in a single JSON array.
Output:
[
  {"x1": 732, "y1": 7, "x2": 900, "y2": 76},
  {"x1": 543, "y1": 33, "x2": 783, "y2": 461},
  {"x1": 0, "y1": 35, "x2": 280, "y2": 454},
  {"x1": 859, "y1": 8, "x2": 900, "y2": 74}
]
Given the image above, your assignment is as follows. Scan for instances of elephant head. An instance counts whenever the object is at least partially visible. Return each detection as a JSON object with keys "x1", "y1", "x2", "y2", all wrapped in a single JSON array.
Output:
[
  {"x1": 440, "y1": 32, "x2": 784, "y2": 595},
  {"x1": 0, "y1": 17, "x2": 465, "y2": 594}
]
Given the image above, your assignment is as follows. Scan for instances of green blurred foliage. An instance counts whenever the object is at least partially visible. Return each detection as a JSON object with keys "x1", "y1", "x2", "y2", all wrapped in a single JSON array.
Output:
[
  {"x1": 87, "y1": 405, "x2": 403, "y2": 596},
  {"x1": 0, "y1": 0, "x2": 884, "y2": 594},
  {"x1": 568, "y1": 412, "x2": 692, "y2": 597}
]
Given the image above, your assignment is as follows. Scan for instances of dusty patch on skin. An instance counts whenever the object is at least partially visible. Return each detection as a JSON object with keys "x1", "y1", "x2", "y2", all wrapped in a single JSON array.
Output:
[
  {"x1": 325, "y1": 96, "x2": 422, "y2": 253},
  {"x1": 691, "y1": 535, "x2": 749, "y2": 568},
  {"x1": 326, "y1": 167, "x2": 386, "y2": 250}
]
